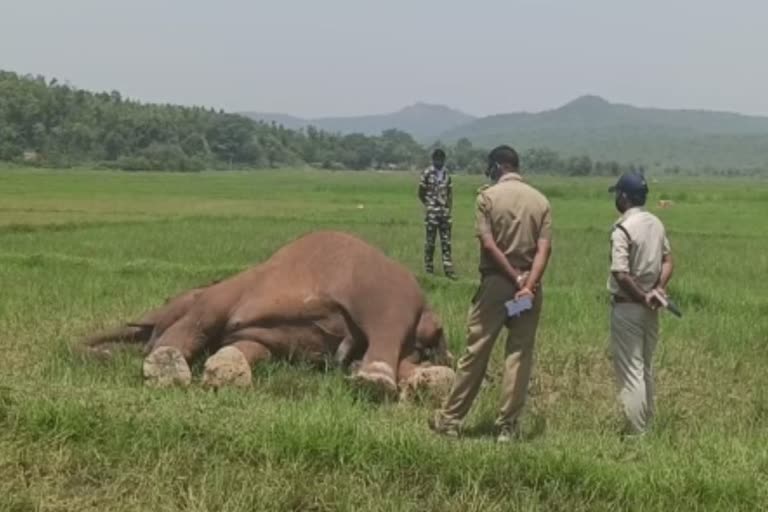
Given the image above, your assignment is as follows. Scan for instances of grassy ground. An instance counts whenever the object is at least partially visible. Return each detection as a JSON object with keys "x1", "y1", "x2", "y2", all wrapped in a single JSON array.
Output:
[{"x1": 1, "y1": 168, "x2": 767, "y2": 511}]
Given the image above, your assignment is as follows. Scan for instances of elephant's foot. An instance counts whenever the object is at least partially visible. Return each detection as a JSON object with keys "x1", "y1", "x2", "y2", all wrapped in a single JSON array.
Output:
[
  {"x1": 202, "y1": 346, "x2": 253, "y2": 389},
  {"x1": 142, "y1": 346, "x2": 192, "y2": 388},
  {"x1": 399, "y1": 365, "x2": 456, "y2": 404},
  {"x1": 349, "y1": 361, "x2": 399, "y2": 401}
]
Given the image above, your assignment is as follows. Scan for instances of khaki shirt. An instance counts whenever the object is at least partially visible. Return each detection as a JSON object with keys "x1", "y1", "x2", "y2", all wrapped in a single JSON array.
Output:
[
  {"x1": 474, "y1": 173, "x2": 552, "y2": 273},
  {"x1": 607, "y1": 207, "x2": 671, "y2": 297}
]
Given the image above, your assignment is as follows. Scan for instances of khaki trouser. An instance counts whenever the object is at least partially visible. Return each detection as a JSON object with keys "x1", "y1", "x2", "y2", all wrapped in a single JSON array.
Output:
[
  {"x1": 437, "y1": 273, "x2": 543, "y2": 429},
  {"x1": 610, "y1": 302, "x2": 659, "y2": 435}
]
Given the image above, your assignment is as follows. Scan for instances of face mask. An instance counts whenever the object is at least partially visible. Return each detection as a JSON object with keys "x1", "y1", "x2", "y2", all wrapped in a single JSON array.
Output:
[
  {"x1": 615, "y1": 193, "x2": 629, "y2": 213},
  {"x1": 486, "y1": 162, "x2": 502, "y2": 183}
]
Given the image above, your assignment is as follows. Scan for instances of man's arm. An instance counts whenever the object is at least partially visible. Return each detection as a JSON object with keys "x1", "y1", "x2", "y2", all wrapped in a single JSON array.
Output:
[
  {"x1": 418, "y1": 173, "x2": 427, "y2": 205},
  {"x1": 479, "y1": 233, "x2": 524, "y2": 284},
  {"x1": 518, "y1": 239, "x2": 552, "y2": 298},
  {"x1": 656, "y1": 235, "x2": 673, "y2": 291},
  {"x1": 475, "y1": 192, "x2": 524, "y2": 285},
  {"x1": 516, "y1": 205, "x2": 553, "y2": 297},
  {"x1": 658, "y1": 253, "x2": 673, "y2": 291},
  {"x1": 612, "y1": 271, "x2": 648, "y2": 303},
  {"x1": 609, "y1": 226, "x2": 664, "y2": 308}
]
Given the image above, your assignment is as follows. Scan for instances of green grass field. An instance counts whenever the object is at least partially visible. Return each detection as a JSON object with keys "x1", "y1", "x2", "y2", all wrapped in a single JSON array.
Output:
[{"x1": 1, "y1": 168, "x2": 767, "y2": 511}]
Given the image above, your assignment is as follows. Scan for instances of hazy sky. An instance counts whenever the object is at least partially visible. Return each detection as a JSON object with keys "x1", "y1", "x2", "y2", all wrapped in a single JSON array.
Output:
[{"x1": 2, "y1": 0, "x2": 767, "y2": 118}]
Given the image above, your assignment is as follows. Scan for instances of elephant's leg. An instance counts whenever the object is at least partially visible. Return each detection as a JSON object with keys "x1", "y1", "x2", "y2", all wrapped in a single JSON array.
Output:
[
  {"x1": 142, "y1": 316, "x2": 208, "y2": 388},
  {"x1": 350, "y1": 319, "x2": 414, "y2": 400},
  {"x1": 202, "y1": 340, "x2": 272, "y2": 389},
  {"x1": 82, "y1": 287, "x2": 205, "y2": 363},
  {"x1": 75, "y1": 324, "x2": 153, "y2": 361}
]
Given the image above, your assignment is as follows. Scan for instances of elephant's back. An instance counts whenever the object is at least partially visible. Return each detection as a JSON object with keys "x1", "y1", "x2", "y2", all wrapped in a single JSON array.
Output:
[
  {"x1": 264, "y1": 230, "x2": 423, "y2": 304},
  {"x1": 267, "y1": 230, "x2": 406, "y2": 272}
]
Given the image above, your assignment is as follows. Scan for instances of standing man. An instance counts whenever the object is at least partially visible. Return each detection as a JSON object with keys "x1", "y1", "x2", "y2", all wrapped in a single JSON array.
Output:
[
  {"x1": 429, "y1": 145, "x2": 553, "y2": 442},
  {"x1": 607, "y1": 171, "x2": 674, "y2": 437},
  {"x1": 418, "y1": 148, "x2": 456, "y2": 279}
]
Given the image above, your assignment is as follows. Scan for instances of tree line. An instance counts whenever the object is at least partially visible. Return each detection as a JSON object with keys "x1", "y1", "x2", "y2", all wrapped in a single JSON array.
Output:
[{"x1": 1, "y1": 70, "x2": 640, "y2": 175}]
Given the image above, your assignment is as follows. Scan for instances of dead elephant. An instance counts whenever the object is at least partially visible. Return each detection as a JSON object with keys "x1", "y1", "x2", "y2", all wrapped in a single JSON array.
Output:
[{"x1": 78, "y1": 230, "x2": 455, "y2": 401}]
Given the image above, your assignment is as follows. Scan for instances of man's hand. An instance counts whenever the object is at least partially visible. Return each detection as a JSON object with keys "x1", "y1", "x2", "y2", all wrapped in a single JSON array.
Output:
[
  {"x1": 515, "y1": 287, "x2": 534, "y2": 300},
  {"x1": 645, "y1": 288, "x2": 668, "y2": 311},
  {"x1": 644, "y1": 291, "x2": 660, "y2": 310},
  {"x1": 515, "y1": 272, "x2": 528, "y2": 289}
]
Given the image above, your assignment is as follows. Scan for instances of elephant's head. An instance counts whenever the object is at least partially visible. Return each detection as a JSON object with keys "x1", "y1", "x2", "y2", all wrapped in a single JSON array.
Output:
[{"x1": 414, "y1": 307, "x2": 454, "y2": 367}]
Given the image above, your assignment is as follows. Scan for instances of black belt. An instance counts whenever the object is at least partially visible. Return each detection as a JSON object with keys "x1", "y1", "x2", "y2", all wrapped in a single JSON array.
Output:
[
  {"x1": 612, "y1": 295, "x2": 641, "y2": 304},
  {"x1": 480, "y1": 267, "x2": 532, "y2": 277}
]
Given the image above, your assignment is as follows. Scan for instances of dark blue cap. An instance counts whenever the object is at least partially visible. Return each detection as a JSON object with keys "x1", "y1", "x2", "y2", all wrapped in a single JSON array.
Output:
[{"x1": 609, "y1": 171, "x2": 648, "y2": 197}]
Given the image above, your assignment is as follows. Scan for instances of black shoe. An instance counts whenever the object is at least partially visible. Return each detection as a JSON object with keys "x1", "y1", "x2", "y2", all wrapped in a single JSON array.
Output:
[
  {"x1": 445, "y1": 270, "x2": 457, "y2": 280},
  {"x1": 496, "y1": 422, "x2": 521, "y2": 443}
]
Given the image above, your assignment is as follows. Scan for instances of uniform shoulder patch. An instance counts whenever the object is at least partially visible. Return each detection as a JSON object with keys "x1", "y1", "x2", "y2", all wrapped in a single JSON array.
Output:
[{"x1": 611, "y1": 222, "x2": 632, "y2": 243}]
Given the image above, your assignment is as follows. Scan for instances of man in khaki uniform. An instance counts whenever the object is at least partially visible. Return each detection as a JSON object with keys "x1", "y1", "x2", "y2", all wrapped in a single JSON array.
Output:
[
  {"x1": 607, "y1": 171, "x2": 674, "y2": 436},
  {"x1": 429, "y1": 145, "x2": 553, "y2": 442}
]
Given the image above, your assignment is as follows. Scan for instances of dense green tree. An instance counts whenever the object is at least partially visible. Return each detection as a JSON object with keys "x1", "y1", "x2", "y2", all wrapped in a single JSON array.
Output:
[
  {"x1": 0, "y1": 70, "x2": 404, "y2": 170},
  {"x1": 522, "y1": 148, "x2": 563, "y2": 173},
  {"x1": 1, "y1": 70, "x2": 670, "y2": 175},
  {"x1": 566, "y1": 155, "x2": 593, "y2": 176}
]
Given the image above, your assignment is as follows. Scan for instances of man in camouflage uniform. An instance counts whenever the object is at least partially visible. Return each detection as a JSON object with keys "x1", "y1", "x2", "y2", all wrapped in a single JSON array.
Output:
[{"x1": 418, "y1": 148, "x2": 456, "y2": 279}]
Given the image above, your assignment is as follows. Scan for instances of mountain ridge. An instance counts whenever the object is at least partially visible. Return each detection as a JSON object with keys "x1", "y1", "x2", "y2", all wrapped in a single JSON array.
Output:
[
  {"x1": 240, "y1": 102, "x2": 475, "y2": 140},
  {"x1": 437, "y1": 96, "x2": 768, "y2": 169},
  {"x1": 243, "y1": 95, "x2": 768, "y2": 169}
]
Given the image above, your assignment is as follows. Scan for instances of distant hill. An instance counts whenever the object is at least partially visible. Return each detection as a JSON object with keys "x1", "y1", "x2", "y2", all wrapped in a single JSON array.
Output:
[
  {"x1": 244, "y1": 96, "x2": 768, "y2": 170},
  {"x1": 0, "y1": 70, "x2": 430, "y2": 172},
  {"x1": 244, "y1": 112, "x2": 308, "y2": 131},
  {"x1": 241, "y1": 102, "x2": 476, "y2": 140},
  {"x1": 438, "y1": 95, "x2": 768, "y2": 170}
]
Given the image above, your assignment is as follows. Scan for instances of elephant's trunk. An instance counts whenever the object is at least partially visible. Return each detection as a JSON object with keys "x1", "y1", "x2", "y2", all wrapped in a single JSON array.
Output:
[{"x1": 428, "y1": 331, "x2": 454, "y2": 367}]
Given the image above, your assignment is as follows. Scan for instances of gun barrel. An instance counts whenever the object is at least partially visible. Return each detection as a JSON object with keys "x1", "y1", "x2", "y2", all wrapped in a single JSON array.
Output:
[{"x1": 666, "y1": 300, "x2": 683, "y2": 318}]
